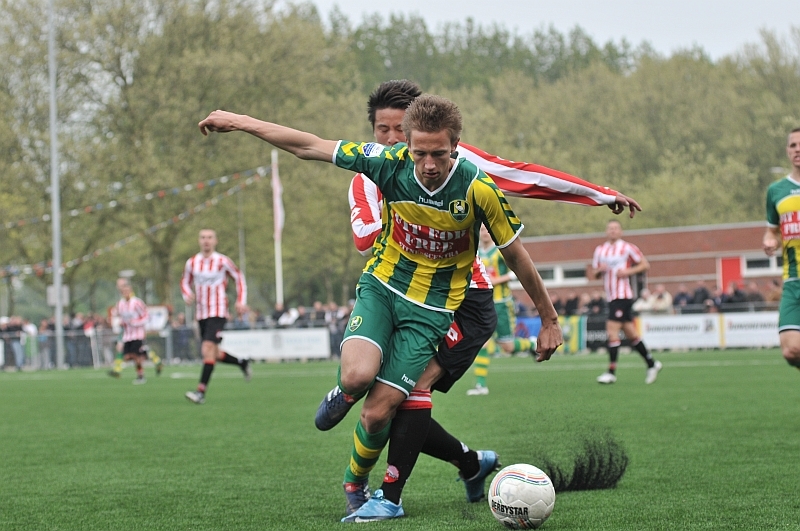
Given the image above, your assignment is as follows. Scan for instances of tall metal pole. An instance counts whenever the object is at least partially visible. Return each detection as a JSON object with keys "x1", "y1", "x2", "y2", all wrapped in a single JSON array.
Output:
[
  {"x1": 48, "y1": 0, "x2": 65, "y2": 368},
  {"x1": 237, "y1": 187, "x2": 246, "y2": 278},
  {"x1": 271, "y1": 150, "x2": 283, "y2": 306}
]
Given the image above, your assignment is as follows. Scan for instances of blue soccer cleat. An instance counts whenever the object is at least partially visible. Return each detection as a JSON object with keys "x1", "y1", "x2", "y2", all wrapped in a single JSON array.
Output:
[
  {"x1": 462, "y1": 450, "x2": 501, "y2": 503},
  {"x1": 314, "y1": 385, "x2": 356, "y2": 431},
  {"x1": 343, "y1": 480, "x2": 371, "y2": 516},
  {"x1": 341, "y1": 489, "x2": 404, "y2": 523}
]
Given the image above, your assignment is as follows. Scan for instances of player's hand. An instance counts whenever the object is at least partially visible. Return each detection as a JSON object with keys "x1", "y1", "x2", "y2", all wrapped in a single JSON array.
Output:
[
  {"x1": 199, "y1": 110, "x2": 242, "y2": 136},
  {"x1": 184, "y1": 294, "x2": 195, "y2": 305},
  {"x1": 763, "y1": 235, "x2": 779, "y2": 257},
  {"x1": 609, "y1": 193, "x2": 642, "y2": 218},
  {"x1": 534, "y1": 320, "x2": 563, "y2": 362},
  {"x1": 235, "y1": 302, "x2": 249, "y2": 315},
  {"x1": 616, "y1": 268, "x2": 631, "y2": 278}
]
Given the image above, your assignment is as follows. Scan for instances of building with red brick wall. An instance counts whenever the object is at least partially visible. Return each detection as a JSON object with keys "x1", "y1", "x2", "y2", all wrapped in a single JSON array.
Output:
[{"x1": 512, "y1": 221, "x2": 780, "y2": 306}]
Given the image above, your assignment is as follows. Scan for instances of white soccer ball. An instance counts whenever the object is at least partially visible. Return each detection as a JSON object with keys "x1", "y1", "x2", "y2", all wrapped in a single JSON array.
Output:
[{"x1": 488, "y1": 463, "x2": 555, "y2": 529}]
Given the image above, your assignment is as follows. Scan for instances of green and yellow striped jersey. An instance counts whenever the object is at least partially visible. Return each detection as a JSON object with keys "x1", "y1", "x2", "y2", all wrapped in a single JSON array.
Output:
[
  {"x1": 334, "y1": 140, "x2": 523, "y2": 311},
  {"x1": 478, "y1": 244, "x2": 512, "y2": 303},
  {"x1": 766, "y1": 176, "x2": 800, "y2": 281}
]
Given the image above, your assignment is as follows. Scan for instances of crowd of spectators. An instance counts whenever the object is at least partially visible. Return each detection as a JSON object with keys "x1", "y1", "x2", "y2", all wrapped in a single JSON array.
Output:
[{"x1": 546, "y1": 279, "x2": 782, "y2": 318}]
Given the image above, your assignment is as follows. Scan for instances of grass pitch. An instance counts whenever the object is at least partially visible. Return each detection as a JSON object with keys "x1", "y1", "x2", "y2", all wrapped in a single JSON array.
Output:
[{"x1": 1, "y1": 349, "x2": 799, "y2": 530}]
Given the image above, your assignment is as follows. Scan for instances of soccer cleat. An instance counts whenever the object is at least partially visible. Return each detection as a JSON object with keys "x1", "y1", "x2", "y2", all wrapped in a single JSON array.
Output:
[
  {"x1": 466, "y1": 384, "x2": 489, "y2": 396},
  {"x1": 645, "y1": 360, "x2": 663, "y2": 384},
  {"x1": 597, "y1": 372, "x2": 617, "y2": 384},
  {"x1": 341, "y1": 489, "x2": 404, "y2": 523},
  {"x1": 462, "y1": 450, "x2": 501, "y2": 502},
  {"x1": 315, "y1": 385, "x2": 357, "y2": 431},
  {"x1": 241, "y1": 359, "x2": 252, "y2": 382},
  {"x1": 108, "y1": 370, "x2": 121, "y2": 379},
  {"x1": 133, "y1": 376, "x2": 147, "y2": 385},
  {"x1": 343, "y1": 480, "x2": 371, "y2": 516},
  {"x1": 185, "y1": 390, "x2": 205, "y2": 404}
]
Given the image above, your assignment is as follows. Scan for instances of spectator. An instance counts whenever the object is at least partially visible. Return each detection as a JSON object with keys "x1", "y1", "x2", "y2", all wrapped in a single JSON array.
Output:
[
  {"x1": 550, "y1": 293, "x2": 565, "y2": 316},
  {"x1": 632, "y1": 288, "x2": 655, "y2": 314},
  {"x1": 765, "y1": 279, "x2": 782, "y2": 303},
  {"x1": 271, "y1": 302, "x2": 286, "y2": 325},
  {"x1": 721, "y1": 281, "x2": 747, "y2": 311},
  {"x1": 577, "y1": 292, "x2": 592, "y2": 315},
  {"x1": 692, "y1": 281, "x2": 712, "y2": 306},
  {"x1": 745, "y1": 282, "x2": 765, "y2": 305},
  {"x1": 650, "y1": 284, "x2": 673, "y2": 314},
  {"x1": 310, "y1": 301, "x2": 327, "y2": 325},
  {"x1": 295, "y1": 306, "x2": 310, "y2": 327},
  {"x1": 588, "y1": 291, "x2": 606, "y2": 315},
  {"x1": 672, "y1": 283, "x2": 692, "y2": 310},
  {"x1": 564, "y1": 291, "x2": 579, "y2": 316}
]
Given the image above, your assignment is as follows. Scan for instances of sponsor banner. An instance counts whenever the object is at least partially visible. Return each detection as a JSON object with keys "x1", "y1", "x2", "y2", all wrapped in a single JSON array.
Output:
[
  {"x1": 220, "y1": 328, "x2": 331, "y2": 360},
  {"x1": 516, "y1": 317, "x2": 542, "y2": 340},
  {"x1": 722, "y1": 312, "x2": 779, "y2": 348},
  {"x1": 145, "y1": 306, "x2": 170, "y2": 331},
  {"x1": 640, "y1": 314, "x2": 721, "y2": 350},
  {"x1": 585, "y1": 314, "x2": 634, "y2": 351},
  {"x1": 557, "y1": 316, "x2": 583, "y2": 354}
]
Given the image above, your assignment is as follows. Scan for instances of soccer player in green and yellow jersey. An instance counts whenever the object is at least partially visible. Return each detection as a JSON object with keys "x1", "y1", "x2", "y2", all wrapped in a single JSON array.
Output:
[
  {"x1": 198, "y1": 95, "x2": 562, "y2": 522},
  {"x1": 467, "y1": 225, "x2": 536, "y2": 395},
  {"x1": 764, "y1": 127, "x2": 800, "y2": 370}
]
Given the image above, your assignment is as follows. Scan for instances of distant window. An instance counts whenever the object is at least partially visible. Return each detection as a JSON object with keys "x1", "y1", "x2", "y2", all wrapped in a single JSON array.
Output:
[
  {"x1": 563, "y1": 268, "x2": 586, "y2": 279},
  {"x1": 538, "y1": 268, "x2": 555, "y2": 280},
  {"x1": 743, "y1": 254, "x2": 782, "y2": 277},
  {"x1": 745, "y1": 258, "x2": 770, "y2": 270}
]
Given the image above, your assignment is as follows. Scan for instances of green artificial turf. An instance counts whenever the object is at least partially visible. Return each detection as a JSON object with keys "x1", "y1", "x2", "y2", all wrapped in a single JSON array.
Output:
[{"x1": 1, "y1": 349, "x2": 799, "y2": 530}]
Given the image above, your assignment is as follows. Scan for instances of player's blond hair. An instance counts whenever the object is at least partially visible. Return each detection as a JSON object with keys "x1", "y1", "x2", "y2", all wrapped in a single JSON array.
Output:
[{"x1": 402, "y1": 94, "x2": 462, "y2": 145}]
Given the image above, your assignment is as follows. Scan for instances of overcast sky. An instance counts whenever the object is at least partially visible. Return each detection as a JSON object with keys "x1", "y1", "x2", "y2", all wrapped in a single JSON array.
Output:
[{"x1": 300, "y1": 0, "x2": 797, "y2": 60}]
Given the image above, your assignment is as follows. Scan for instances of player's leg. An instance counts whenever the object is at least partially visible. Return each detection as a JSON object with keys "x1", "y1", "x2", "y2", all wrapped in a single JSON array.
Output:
[
  {"x1": 316, "y1": 275, "x2": 391, "y2": 431},
  {"x1": 145, "y1": 344, "x2": 163, "y2": 376},
  {"x1": 778, "y1": 282, "x2": 800, "y2": 370},
  {"x1": 133, "y1": 350, "x2": 147, "y2": 384},
  {"x1": 185, "y1": 319, "x2": 222, "y2": 404},
  {"x1": 108, "y1": 340, "x2": 123, "y2": 378},
  {"x1": 598, "y1": 307, "x2": 623, "y2": 383},
  {"x1": 621, "y1": 319, "x2": 661, "y2": 383}
]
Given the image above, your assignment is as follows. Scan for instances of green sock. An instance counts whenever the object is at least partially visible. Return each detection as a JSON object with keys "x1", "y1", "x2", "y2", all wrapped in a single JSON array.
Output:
[
  {"x1": 474, "y1": 348, "x2": 490, "y2": 387},
  {"x1": 514, "y1": 337, "x2": 532, "y2": 353},
  {"x1": 343, "y1": 420, "x2": 391, "y2": 484},
  {"x1": 113, "y1": 354, "x2": 123, "y2": 373}
]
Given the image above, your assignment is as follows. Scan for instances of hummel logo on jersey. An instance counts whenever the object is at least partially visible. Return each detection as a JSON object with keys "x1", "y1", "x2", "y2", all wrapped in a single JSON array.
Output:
[
  {"x1": 361, "y1": 142, "x2": 385, "y2": 158},
  {"x1": 401, "y1": 374, "x2": 416, "y2": 386},
  {"x1": 449, "y1": 199, "x2": 469, "y2": 221}
]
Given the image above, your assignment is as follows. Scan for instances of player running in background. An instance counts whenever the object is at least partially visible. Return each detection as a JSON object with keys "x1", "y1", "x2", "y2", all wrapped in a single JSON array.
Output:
[
  {"x1": 335, "y1": 80, "x2": 641, "y2": 520},
  {"x1": 182, "y1": 229, "x2": 251, "y2": 404},
  {"x1": 590, "y1": 220, "x2": 661, "y2": 384},
  {"x1": 198, "y1": 94, "x2": 563, "y2": 522},
  {"x1": 763, "y1": 127, "x2": 800, "y2": 370},
  {"x1": 108, "y1": 278, "x2": 157, "y2": 383},
  {"x1": 468, "y1": 225, "x2": 535, "y2": 395}
]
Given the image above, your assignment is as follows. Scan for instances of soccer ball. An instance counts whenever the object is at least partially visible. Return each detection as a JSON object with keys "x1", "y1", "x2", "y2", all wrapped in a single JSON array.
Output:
[{"x1": 488, "y1": 463, "x2": 555, "y2": 529}]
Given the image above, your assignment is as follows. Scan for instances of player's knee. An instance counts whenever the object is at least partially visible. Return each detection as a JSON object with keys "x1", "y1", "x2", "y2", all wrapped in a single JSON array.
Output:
[
  {"x1": 339, "y1": 368, "x2": 375, "y2": 395},
  {"x1": 781, "y1": 345, "x2": 800, "y2": 365},
  {"x1": 359, "y1": 404, "x2": 391, "y2": 434}
]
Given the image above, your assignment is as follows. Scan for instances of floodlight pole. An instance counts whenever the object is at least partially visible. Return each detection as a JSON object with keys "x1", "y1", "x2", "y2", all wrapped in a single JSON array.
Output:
[{"x1": 48, "y1": 0, "x2": 65, "y2": 369}]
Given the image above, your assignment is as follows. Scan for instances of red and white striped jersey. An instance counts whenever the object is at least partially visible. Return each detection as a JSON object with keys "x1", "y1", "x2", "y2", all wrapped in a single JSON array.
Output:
[
  {"x1": 348, "y1": 173, "x2": 491, "y2": 290},
  {"x1": 348, "y1": 141, "x2": 620, "y2": 290},
  {"x1": 181, "y1": 252, "x2": 246, "y2": 320},
  {"x1": 592, "y1": 239, "x2": 644, "y2": 301},
  {"x1": 116, "y1": 296, "x2": 148, "y2": 342}
]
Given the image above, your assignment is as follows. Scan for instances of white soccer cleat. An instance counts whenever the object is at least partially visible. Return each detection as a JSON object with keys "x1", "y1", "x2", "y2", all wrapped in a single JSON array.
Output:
[
  {"x1": 596, "y1": 372, "x2": 617, "y2": 384},
  {"x1": 185, "y1": 390, "x2": 205, "y2": 404},
  {"x1": 645, "y1": 360, "x2": 663, "y2": 384},
  {"x1": 466, "y1": 384, "x2": 489, "y2": 396}
]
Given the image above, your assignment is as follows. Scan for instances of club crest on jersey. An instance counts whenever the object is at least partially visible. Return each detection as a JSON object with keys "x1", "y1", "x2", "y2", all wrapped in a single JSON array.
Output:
[
  {"x1": 361, "y1": 142, "x2": 385, "y2": 158},
  {"x1": 348, "y1": 315, "x2": 363, "y2": 332},
  {"x1": 449, "y1": 199, "x2": 469, "y2": 221}
]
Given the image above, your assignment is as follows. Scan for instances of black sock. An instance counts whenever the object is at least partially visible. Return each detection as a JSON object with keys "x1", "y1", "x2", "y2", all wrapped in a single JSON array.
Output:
[
  {"x1": 380, "y1": 409, "x2": 431, "y2": 504},
  {"x1": 200, "y1": 362, "x2": 215, "y2": 389},
  {"x1": 220, "y1": 353, "x2": 240, "y2": 365},
  {"x1": 608, "y1": 344, "x2": 619, "y2": 374},
  {"x1": 421, "y1": 418, "x2": 479, "y2": 479},
  {"x1": 632, "y1": 340, "x2": 654, "y2": 368}
]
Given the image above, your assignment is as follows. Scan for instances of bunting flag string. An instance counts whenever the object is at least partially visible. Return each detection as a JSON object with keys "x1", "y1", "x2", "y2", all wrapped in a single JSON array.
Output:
[
  {"x1": 0, "y1": 173, "x2": 264, "y2": 278},
  {"x1": 1, "y1": 166, "x2": 269, "y2": 231}
]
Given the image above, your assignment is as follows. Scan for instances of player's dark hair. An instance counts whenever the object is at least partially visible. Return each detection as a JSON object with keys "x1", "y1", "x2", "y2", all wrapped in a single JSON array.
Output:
[
  {"x1": 789, "y1": 127, "x2": 800, "y2": 140},
  {"x1": 367, "y1": 80, "x2": 422, "y2": 128},
  {"x1": 402, "y1": 94, "x2": 462, "y2": 145}
]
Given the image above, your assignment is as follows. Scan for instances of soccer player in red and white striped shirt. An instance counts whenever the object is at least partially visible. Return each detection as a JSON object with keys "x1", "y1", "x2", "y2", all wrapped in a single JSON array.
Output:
[
  {"x1": 590, "y1": 220, "x2": 661, "y2": 385},
  {"x1": 109, "y1": 278, "x2": 151, "y2": 384},
  {"x1": 182, "y1": 229, "x2": 250, "y2": 405}
]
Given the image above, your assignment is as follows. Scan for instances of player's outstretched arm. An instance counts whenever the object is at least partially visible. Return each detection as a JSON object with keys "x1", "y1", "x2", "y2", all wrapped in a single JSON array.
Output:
[
  {"x1": 499, "y1": 238, "x2": 562, "y2": 362},
  {"x1": 610, "y1": 192, "x2": 642, "y2": 218},
  {"x1": 199, "y1": 110, "x2": 337, "y2": 162}
]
